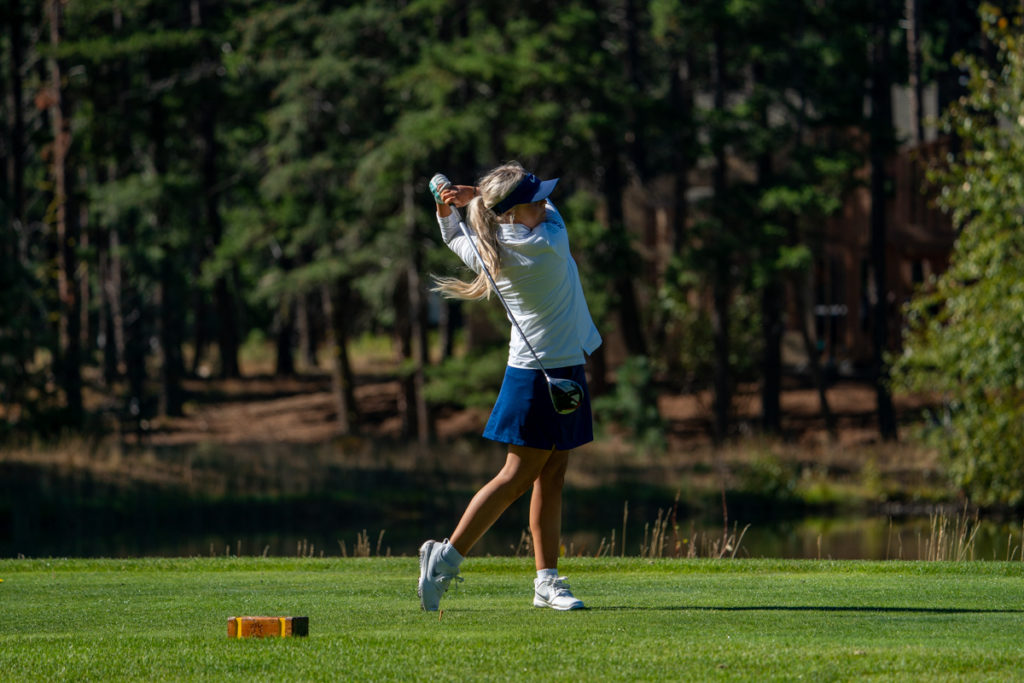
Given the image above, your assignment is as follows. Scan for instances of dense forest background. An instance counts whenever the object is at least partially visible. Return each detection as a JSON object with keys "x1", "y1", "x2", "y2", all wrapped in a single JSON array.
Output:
[{"x1": 0, "y1": 1, "x2": 1017, "y2": 495}]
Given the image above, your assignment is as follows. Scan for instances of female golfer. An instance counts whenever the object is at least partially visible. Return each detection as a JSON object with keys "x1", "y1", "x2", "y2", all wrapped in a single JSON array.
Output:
[{"x1": 417, "y1": 162, "x2": 601, "y2": 612}]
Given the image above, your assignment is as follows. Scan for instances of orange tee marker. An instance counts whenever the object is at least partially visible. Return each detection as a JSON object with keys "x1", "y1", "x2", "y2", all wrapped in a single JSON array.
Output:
[{"x1": 227, "y1": 616, "x2": 309, "y2": 638}]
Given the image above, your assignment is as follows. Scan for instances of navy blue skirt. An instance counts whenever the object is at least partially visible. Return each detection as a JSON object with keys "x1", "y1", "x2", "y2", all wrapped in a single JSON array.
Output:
[{"x1": 482, "y1": 364, "x2": 593, "y2": 450}]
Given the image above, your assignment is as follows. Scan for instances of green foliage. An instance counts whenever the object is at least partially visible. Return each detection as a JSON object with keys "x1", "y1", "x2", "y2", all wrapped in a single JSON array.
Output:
[
  {"x1": 0, "y1": 0, "x2": 995, "y2": 442},
  {"x1": 738, "y1": 454, "x2": 799, "y2": 501},
  {"x1": 55, "y1": 29, "x2": 204, "y2": 62},
  {"x1": 653, "y1": 271, "x2": 716, "y2": 385},
  {"x1": 893, "y1": 4, "x2": 1024, "y2": 506},
  {"x1": 593, "y1": 356, "x2": 667, "y2": 454},
  {"x1": 0, "y1": 249, "x2": 49, "y2": 433},
  {"x1": 560, "y1": 190, "x2": 615, "y2": 327},
  {"x1": 423, "y1": 345, "x2": 508, "y2": 410},
  {"x1": 653, "y1": 261, "x2": 765, "y2": 387},
  {"x1": 726, "y1": 291, "x2": 765, "y2": 381}
]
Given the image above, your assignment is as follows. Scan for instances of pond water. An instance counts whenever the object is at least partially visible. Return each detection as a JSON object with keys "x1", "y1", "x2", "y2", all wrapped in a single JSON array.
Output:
[
  {"x1": 3, "y1": 446, "x2": 1021, "y2": 562},
  {"x1": 6, "y1": 516, "x2": 1022, "y2": 562}
]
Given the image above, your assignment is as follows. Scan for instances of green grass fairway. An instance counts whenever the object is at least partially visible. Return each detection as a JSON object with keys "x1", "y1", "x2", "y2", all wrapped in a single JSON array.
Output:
[{"x1": 2, "y1": 557, "x2": 1023, "y2": 681}]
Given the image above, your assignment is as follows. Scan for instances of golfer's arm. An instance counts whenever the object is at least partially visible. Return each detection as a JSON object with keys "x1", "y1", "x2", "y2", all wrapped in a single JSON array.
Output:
[
  {"x1": 449, "y1": 236, "x2": 482, "y2": 273},
  {"x1": 437, "y1": 211, "x2": 462, "y2": 244},
  {"x1": 436, "y1": 212, "x2": 481, "y2": 271}
]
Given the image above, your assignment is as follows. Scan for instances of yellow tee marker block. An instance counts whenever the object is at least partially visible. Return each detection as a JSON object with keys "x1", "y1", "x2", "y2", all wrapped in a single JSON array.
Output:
[{"x1": 227, "y1": 616, "x2": 309, "y2": 638}]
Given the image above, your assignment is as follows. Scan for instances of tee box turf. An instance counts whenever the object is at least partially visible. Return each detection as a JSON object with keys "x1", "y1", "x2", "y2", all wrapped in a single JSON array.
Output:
[{"x1": 228, "y1": 616, "x2": 309, "y2": 638}]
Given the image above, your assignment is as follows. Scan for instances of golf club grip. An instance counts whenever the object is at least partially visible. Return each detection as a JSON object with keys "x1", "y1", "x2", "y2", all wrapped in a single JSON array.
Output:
[{"x1": 430, "y1": 173, "x2": 454, "y2": 206}]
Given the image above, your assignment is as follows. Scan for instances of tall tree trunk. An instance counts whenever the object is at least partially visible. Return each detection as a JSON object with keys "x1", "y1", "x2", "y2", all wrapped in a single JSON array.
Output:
[
  {"x1": 104, "y1": 222, "x2": 126, "y2": 380},
  {"x1": 304, "y1": 290, "x2": 320, "y2": 369},
  {"x1": 189, "y1": 281, "x2": 208, "y2": 376},
  {"x1": 78, "y1": 191, "x2": 90, "y2": 353},
  {"x1": 870, "y1": 0, "x2": 899, "y2": 440},
  {"x1": 275, "y1": 298, "x2": 296, "y2": 377},
  {"x1": 211, "y1": 231, "x2": 239, "y2": 379},
  {"x1": 598, "y1": 131, "x2": 648, "y2": 358},
  {"x1": 321, "y1": 283, "x2": 358, "y2": 434},
  {"x1": 669, "y1": 52, "x2": 693, "y2": 254},
  {"x1": 710, "y1": 26, "x2": 730, "y2": 444},
  {"x1": 938, "y1": 0, "x2": 971, "y2": 113},
  {"x1": 8, "y1": 0, "x2": 25, "y2": 226},
  {"x1": 151, "y1": 100, "x2": 184, "y2": 417},
  {"x1": 437, "y1": 299, "x2": 457, "y2": 362},
  {"x1": 295, "y1": 291, "x2": 318, "y2": 370},
  {"x1": 103, "y1": 8, "x2": 128, "y2": 388},
  {"x1": 158, "y1": 256, "x2": 185, "y2": 416},
  {"x1": 594, "y1": 5, "x2": 647, "y2": 357},
  {"x1": 194, "y1": 0, "x2": 239, "y2": 379},
  {"x1": 47, "y1": 0, "x2": 82, "y2": 424},
  {"x1": 761, "y1": 279, "x2": 783, "y2": 433},
  {"x1": 294, "y1": 249, "x2": 321, "y2": 372},
  {"x1": 123, "y1": 283, "x2": 147, "y2": 436},
  {"x1": 624, "y1": 0, "x2": 646, "y2": 181},
  {"x1": 122, "y1": 206, "x2": 147, "y2": 435},
  {"x1": 1, "y1": 21, "x2": 7, "y2": 229},
  {"x1": 652, "y1": 49, "x2": 694, "y2": 377},
  {"x1": 116, "y1": 41, "x2": 145, "y2": 433},
  {"x1": 905, "y1": 0, "x2": 924, "y2": 146},
  {"x1": 99, "y1": 239, "x2": 117, "y2": 386},
  {"x1": 393, "y1": 270, "x2": 416, "y2": 437},
  {"x1": 753, "y1": 61, "x2": 782, "y2": 434},
  {"x1": 404, "y1": 178, "x2": 433, "y2": 445},
  {"x1": 1, "y1": 0, "x2": 31, "y2": 411},
  {"x1": 794, "y1": 274, "x2": 837, "y2": 438},
  {"x1": 200, "y1": 94, "x2": 239, "y2": 378},
  {"x1": 711, "y1": 266, "x2": 731, "y2": 443}
]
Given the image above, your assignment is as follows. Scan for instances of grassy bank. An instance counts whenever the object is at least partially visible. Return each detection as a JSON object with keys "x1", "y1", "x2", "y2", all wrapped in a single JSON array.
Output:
[{"x1": 2, "y1": 557, "x2": 1023, "y2": 680}]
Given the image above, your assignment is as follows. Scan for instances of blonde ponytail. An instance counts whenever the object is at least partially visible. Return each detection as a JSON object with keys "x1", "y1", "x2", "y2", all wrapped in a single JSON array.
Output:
[{"x1": 432, "y1": 162, "x2": 527, "y2": 301}]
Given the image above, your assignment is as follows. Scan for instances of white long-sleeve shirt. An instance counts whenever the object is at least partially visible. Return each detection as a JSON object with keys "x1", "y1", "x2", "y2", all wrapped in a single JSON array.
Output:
[{"x1": 437, "y1": 201, "x2": 602, "y2": 369}]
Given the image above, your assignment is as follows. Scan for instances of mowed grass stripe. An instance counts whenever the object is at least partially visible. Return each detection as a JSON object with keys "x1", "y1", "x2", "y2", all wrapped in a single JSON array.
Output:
[{"x1": 1, "y1": 558, "x2": 1023, "y2": 681}]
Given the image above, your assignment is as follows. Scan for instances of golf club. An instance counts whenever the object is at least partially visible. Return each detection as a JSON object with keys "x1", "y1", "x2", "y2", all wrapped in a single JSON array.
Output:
[{"x1": 430, "y1": 173, "x2": 584, "y2": 415}]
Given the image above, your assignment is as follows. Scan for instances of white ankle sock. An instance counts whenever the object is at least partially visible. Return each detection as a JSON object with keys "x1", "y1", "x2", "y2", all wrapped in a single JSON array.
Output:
[{"x1": 537, "y1": 568, "x2": 558, "y2": 580}]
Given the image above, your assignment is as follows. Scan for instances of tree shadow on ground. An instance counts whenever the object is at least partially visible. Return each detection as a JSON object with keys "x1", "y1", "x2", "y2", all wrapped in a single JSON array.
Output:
[{"x1": 590, "y1": 605, "x2": 1023, "y2": 614}]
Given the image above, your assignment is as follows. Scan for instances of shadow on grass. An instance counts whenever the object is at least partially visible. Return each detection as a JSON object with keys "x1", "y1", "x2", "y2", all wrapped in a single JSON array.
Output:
[{"x1": 591, "y1": 605, "x2": 1024, "y2": 614}]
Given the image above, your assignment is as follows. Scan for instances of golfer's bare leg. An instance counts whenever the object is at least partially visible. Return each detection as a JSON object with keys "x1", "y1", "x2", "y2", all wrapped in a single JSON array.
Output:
[
  {"x1": 530, "y1": 449, "x2": 570, "y2": 570},
  {"x1": 449, "y1": 444, "x2": 554, "y2": 557}
]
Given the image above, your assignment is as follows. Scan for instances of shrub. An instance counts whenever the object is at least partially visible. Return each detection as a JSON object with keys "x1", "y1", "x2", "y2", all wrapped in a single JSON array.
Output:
[
  {"x1": 893, "y1": 4, "x2": 1024, "y2": 506},
  {"x1": 593, "y1": 355, "x2": 666, "y2": 454},
  {"x1": 423, "y1": 346, "x2": 508, "y2": 410}
]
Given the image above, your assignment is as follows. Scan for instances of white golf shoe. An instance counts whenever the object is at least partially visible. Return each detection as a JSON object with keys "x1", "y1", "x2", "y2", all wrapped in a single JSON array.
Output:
[
  {"x1": 417, "y1": 539, "x2": 462, "y2": 611},
  {"x1": 533, "y1": 575, "x2": 584, "y2": 611}
]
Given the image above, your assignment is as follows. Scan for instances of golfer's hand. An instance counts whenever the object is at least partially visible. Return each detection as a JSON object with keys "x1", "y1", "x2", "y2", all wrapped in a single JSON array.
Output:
[{"x1": 440, "y1": 185, "x2": 477, "y2": 208}]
